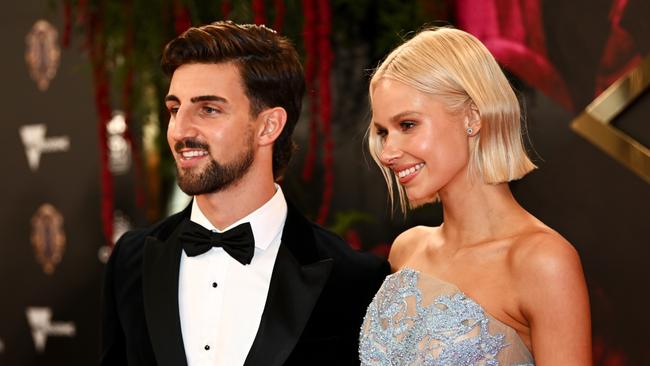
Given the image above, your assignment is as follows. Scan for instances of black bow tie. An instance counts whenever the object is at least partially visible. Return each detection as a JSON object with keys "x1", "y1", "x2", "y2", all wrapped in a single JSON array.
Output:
[{"x1": 179, "y1": 219, "x2": 255, "y2": 265}]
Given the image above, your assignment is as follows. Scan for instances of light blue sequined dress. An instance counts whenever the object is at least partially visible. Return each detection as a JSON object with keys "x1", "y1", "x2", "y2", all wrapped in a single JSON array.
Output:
[{"x1": 360, "y1": 268, "x2": 534, "y2": 365}]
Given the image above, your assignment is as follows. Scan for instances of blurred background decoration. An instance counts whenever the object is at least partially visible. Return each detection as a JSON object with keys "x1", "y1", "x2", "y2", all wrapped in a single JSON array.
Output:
[
  {"x1": 1, "y1": 0, "x2": 648, "y2": 364},
  {"x1": 51, "y1": 0, "x2": 447, "y2": 246}
]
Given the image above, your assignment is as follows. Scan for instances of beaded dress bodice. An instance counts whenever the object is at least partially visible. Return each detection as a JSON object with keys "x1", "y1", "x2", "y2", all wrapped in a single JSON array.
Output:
[{"x1": 360, "y1": 268, "x2": 534, "y2": 366}]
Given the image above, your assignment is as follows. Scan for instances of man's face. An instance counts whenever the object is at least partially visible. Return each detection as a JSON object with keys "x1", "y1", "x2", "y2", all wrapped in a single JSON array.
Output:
[{"x1": 165, "y1": 62, "x2": 258, "y2": 196}]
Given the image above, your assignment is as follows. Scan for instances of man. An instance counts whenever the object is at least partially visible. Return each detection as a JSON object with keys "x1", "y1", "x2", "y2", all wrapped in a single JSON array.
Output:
[{"x1": 101, "y1": 21, "x2": 389, "y2": 366}]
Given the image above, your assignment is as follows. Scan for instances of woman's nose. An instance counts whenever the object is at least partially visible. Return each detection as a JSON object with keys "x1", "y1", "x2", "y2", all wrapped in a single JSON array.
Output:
[{"x1": 379, "y1": 137, "x2": 402, "y2": 166}]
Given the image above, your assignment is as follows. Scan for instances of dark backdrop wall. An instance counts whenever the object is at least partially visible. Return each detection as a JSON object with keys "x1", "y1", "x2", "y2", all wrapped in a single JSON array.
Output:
[
  {"x1": 0, "y1": 0, "x2": 141, "y2": 364},
  {"x1": 1, "y1": 0, "x2": 648, "y2": 365}
]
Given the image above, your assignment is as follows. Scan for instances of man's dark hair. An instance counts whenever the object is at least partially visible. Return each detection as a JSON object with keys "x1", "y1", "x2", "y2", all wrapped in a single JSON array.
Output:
[{"x1": 161, "y1": 21, "x2": 305, "y2": 179}]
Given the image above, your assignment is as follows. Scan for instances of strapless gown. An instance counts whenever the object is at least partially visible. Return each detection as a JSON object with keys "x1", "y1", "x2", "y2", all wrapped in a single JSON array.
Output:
[{"x1": 360, "y1": 268, "x2": 534, "y2": 365}]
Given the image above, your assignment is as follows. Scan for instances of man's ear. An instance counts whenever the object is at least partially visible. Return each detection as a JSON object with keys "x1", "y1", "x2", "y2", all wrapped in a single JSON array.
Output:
[
  {"x1": 465, "y1": 103, "x2": 481, "y2": 136},
  {"x1": 257, "y1": 107, "x2": 287, "y2": 146}
]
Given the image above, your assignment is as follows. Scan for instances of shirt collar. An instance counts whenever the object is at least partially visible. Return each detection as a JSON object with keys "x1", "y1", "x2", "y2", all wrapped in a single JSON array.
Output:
[{"x1": 190, "y1": 184, "x2": 287, "y2": 251}]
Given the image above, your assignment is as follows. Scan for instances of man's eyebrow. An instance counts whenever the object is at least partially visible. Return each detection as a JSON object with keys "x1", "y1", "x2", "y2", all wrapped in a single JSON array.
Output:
[
  {"x1": 164, "y1": 95, "x2": 179, "y2": 103},
  {"x1": 190, "y1": 95, "x2": 227, "y2": 103},
  {"x1": 164, "y1": 95, "x2": 228, "y2": 104}
]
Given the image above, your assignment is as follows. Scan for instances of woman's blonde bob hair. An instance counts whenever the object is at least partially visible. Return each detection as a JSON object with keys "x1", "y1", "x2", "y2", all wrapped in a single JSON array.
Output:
[{"x1": 368, "y1": 27, "x2": 536, "y2": 213}]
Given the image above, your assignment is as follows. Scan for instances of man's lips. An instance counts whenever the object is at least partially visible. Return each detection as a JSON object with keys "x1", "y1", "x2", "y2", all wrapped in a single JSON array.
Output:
[
  {"x1": 178, "y1": 149, "x2": 209, "y2": 160},
  {"x1": 175, "y1": 148, "x2": 209, "y2": 169}
]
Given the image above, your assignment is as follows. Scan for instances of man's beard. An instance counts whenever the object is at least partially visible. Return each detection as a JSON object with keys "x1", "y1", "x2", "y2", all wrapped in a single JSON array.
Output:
[{"x1": 175, "y1": 137, "x2": 255, "y2": 196}]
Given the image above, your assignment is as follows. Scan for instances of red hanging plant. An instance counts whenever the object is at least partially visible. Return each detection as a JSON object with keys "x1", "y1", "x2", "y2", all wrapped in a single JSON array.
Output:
[
  {"x1": 84, "y1": 1, "x2": 114, "y2": 247},
  {"x1": 301, "y1": 0, "x2": 318, "y2": 182},
  {"x1": 62, "y1": 0, "x2": 72, "y2": 47},
  {"x1": 252, "y1": 0, "x2": 267, "y2": 25},
  {"x1": 301, "y1": 0, "x2": 334, "y2": 225},
  {"x1": 121, "y1": 0, "x2": 145, "y2": 209},
  {"x1": 221, "y1": 0, "x2": 232, "y2": 19},
  {"x1": 315, "y1": 0, "x2": 333, "y2": 225},
  {"x1": 173, "y1": 0, "x2": 192, "y2": 35},
  {"x1": 273, "y1": 0, "x2": 286, "y2": 32}
]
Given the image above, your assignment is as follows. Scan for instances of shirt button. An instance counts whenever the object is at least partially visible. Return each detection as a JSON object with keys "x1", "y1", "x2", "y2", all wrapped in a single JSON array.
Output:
[
  {"x1": 212, "y1": 282, "x2": 218, "y2": 288},
  {"x1": 204, "y1": 344, "x2": 210, "y2": 351}
]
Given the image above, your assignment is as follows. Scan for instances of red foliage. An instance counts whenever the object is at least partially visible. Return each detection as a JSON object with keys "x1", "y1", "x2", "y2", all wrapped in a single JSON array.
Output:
[
  {"x1": 301, "y1": 0, "x2": 334, "y2": 225},
  {"x1": 252, "y1": 0, "x2": 267, "y2": 25},
  {"x1": 173, "y1": 0, "x2": 192, "y2": 35},
  {"x1": 593, "y1": 336, "x2": 628, "y2": 366}
]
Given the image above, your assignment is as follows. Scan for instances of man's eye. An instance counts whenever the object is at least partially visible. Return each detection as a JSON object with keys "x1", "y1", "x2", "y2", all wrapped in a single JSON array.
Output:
[
  {"x1": 168, "y1": 106, "x2": 179, "y2": 115},
  {"x1": 203, "y1": 106, "x2": 219, "y2": 114}
]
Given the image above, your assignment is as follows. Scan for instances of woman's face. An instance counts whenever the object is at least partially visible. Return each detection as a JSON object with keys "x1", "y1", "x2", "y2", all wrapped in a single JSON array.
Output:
[{"x1": 371, "y1": 78, "x2": 472, "y2": 203}]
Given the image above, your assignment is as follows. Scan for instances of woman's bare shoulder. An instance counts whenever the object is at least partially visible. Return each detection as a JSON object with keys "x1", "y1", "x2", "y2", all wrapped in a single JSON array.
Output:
[
  {"x1": 389, "y1": 225, "x2": 439, "y2": 270},
  {"x1": 507, "y1": 225, "x2": 591, "y2": 363},
  {"x1": 509, "y1": 227, "x2": 580, "y2": 271},
  {"x1": 508, "y1": 226, "x2": 585, "y2": 299}
]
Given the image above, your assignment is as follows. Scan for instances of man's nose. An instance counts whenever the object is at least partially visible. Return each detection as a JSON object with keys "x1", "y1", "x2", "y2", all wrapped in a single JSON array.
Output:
[{"x1": 169, "y1": 108, "x2": 195, "y2": 141}]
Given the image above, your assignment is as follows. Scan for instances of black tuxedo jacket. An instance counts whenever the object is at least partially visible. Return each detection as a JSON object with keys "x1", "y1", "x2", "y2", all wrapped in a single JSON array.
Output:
[{"x1": 101, "y1": 201, "x2": 389, "y2": 365}]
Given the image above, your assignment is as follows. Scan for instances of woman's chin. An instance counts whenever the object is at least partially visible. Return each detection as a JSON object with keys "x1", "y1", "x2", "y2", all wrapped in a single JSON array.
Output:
[{"x1": 407, "y1": 193, "x2": 440, "y2": 209}]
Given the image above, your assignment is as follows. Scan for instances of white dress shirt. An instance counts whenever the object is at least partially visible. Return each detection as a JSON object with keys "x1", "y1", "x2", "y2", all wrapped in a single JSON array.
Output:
[{"x1": 178, "y1": 185, "x2": 287, "y2": 366}]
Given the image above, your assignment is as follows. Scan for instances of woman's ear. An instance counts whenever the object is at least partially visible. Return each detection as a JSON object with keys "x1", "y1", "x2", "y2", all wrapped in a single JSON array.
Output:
[
  {"x1": 465, "y1": 103, "x2": 481, "y2": 136},
  {"x1": 258, "y1": 107, "x2": 287, "y2": 146}
]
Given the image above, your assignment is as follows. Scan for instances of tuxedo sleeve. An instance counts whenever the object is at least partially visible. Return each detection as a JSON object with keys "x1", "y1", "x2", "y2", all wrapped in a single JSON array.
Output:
[{"x1": 100, "y1": 237, "x2": 128, "y2": 365}]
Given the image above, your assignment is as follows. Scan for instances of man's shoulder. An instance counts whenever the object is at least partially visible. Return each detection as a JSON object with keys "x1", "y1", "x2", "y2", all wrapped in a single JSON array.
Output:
[
  {"x1": 284, "y1": 200, "x2": 386, "y2": 268},
  {"x1": 112, "y1": 210, "x2": 187, "y2": 258},
  {"x1": 309, "y1": 223, "x2": 349, "y2": 253},
  {"x1": 309, "y1": 222, "x2": 388, "y2": 272},
  {"x1": 303, "y1": 221, "x2": 390, "y2": 311}
]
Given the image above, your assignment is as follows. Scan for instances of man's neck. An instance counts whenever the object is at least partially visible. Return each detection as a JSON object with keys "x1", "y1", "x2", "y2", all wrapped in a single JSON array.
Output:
[{"x1": 194, "y1": 179, "x2": 276, "y2": 231}]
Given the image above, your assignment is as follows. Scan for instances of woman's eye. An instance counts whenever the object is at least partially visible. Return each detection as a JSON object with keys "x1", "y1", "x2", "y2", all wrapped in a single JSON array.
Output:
[
  {"x1": 168, "y1": 106, "x2": 179, "y2": 115},
  {"x1": 400, "y1": 121, "x2": 416, "y2": 130},
  {"x1": 376, "y1": 128, "x2": 388, "y2": 138}
]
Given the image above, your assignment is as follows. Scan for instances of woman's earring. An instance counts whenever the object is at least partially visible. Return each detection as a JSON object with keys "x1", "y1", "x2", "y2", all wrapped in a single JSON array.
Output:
[{"x1": 466, "y1": 127, "x2": 473, "y2": 135}]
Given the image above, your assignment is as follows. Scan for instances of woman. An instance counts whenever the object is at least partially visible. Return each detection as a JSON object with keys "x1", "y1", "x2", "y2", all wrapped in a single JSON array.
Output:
[{"x1": 359, "y1": 27, "x2": 591, "y2": 365}]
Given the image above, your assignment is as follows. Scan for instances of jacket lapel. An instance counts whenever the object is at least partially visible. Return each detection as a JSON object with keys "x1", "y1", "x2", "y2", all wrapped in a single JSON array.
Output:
[
  {"x1": 142, "y1": 209, "x2": 189, "y2": 366},
  {"x1": 244, "y1": 201, "x2": 333, "y2": 366}
]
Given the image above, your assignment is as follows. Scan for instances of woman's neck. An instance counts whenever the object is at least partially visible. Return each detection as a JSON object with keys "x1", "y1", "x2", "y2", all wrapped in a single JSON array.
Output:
[{"x1": 438, "y1": 180, "x2": 531, "y2": 247}]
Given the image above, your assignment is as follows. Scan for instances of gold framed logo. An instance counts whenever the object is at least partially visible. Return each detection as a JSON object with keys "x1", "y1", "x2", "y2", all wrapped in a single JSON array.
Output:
[
  {"x1": 25, "y1": 20, "x2": 60, "y2": 92},
  {"x1": 571, "y1": 56, "x2": 650, "y2": 184},
  {"x1": 30, "y1": 204, "x2": 66, "y2": 275}
]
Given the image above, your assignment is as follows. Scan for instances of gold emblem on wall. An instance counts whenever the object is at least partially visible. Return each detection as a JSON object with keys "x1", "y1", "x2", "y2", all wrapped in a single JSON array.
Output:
[
  {"x1": 25, "y1": 20, "x2": 61, "y2": 91},
  {"x1": 571, "y1": 56, "x2": 650, "y2": 184},
  {"x1": 31, "y1": 204, "x2": 66, "y2": 275}
]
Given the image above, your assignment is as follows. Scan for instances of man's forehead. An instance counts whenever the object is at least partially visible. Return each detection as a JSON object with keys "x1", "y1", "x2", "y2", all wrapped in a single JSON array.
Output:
[
  {"x1": 170, "y1": 62, "x2": 241, "y2": 81},
  {"x1": 167, "y1": 63, "x2": 245, "y2": 102}
]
